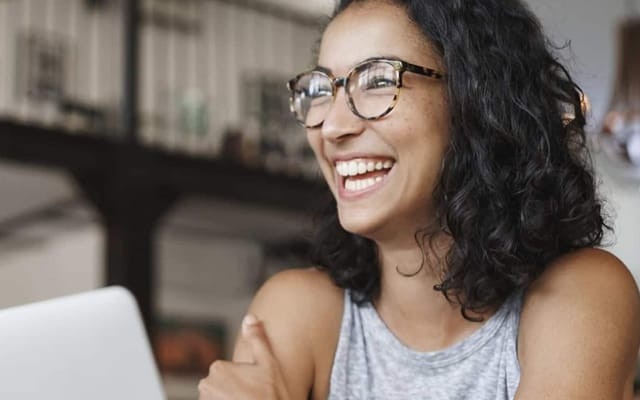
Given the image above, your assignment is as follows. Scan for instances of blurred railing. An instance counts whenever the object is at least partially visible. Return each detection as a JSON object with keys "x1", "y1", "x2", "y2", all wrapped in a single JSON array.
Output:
[{"x1": 0, "y1": 0, "x2": 321, "y2": 178}]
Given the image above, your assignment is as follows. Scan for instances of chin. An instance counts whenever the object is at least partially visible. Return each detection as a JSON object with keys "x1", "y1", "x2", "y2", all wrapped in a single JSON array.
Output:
[{"x1": 336, "y1": 207, "x2": 386, "y2": 239}]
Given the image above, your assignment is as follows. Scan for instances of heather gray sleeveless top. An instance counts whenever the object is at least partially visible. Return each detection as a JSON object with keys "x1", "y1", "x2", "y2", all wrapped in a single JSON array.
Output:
[{"x1": 328, "y1": 288, "x2": 524, "y2": 399}]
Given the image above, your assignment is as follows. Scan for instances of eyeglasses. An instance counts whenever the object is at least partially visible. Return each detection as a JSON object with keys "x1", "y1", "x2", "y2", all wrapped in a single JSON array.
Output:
[{"x1": 287, "y1": 57, "x2": 445, "y2": 129}]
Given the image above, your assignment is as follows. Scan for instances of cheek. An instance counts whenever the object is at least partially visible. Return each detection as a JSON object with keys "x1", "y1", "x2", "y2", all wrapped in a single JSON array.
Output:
[
  {"x1": 306, "y1": 130, "x2": 322, "y2": 160},
  {"x1": 306, "y1": 131, "x2": 335, "y2": 183},
  {"x1": 389, "y1": 98, "x2": 450, "y2": 185},
  {"x1": 404, "y1": 95, "x2": 450, "y2": 153}
]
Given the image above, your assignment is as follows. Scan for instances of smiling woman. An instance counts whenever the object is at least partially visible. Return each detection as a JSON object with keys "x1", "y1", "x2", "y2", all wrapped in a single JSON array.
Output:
[
  {"x1": 198, "y1": 1, "x2": 640, "y2": 400},
  {"x1": 305, "y1": 3, "x2": 451, "y2": 243}
]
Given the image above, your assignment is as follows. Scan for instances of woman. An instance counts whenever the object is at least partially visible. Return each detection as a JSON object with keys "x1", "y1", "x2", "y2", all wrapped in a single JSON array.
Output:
[{"x1": 198, "y1": 0, "x2": 640, "y2": 399}]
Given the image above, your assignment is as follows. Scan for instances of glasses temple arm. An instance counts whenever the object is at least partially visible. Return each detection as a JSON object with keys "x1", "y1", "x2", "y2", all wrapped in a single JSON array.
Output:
[{"x1": 403, "y1": 62, "x2": 445, "y2": 80}]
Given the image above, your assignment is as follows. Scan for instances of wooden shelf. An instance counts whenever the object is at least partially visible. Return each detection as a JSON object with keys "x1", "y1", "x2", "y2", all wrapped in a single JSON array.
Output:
[
  {"x1": 0, "y1": 119, "x2": 112, "y2": 172},
  {"x1": 0, "y1": 119, "x2": 327, "y2": 212}
]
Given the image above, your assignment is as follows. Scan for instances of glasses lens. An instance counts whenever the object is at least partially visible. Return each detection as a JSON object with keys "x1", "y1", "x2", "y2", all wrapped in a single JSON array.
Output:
[
  {"x1": 291, "y1": 71, "x2": 333, "y2": 127},
  {"x1": 348, "y1": 61, "x2": 398, "y2": 119}
]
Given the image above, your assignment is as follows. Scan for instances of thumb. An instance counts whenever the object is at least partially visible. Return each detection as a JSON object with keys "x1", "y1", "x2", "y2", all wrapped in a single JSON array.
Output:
[{"x1": 242, "y1": 314, "x2": 275, "y2": 366}]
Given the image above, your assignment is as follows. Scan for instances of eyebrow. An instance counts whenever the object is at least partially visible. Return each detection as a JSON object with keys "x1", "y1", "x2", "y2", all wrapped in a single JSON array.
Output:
[{"x1": 315, "y1": 55, "x2": 404, "y2": 74}]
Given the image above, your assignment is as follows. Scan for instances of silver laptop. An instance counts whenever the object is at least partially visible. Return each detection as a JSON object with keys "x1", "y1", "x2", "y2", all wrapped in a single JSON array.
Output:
[{"x1": 0, "y1": 286, "x2": 166, "y2": 400}]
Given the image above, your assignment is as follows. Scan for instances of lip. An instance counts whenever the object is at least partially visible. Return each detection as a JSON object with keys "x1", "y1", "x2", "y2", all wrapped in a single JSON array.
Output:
[
  {"x1": 336, "y1": 163, "x2": 395, "y2": 201},
  {"x1": 329, "y1": 152, "x2": 396, "y2": 164}
]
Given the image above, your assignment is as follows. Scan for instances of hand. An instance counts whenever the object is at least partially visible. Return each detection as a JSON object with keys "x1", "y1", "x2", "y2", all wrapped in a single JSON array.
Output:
[{"x1": 198, "y1": 314, "x2": 292, "y2": 400}]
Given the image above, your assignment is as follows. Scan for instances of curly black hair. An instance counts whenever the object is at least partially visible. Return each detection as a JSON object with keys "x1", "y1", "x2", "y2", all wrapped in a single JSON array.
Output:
[{"x1": 309, "y1": 0, "x2": 611, "y2": 321}]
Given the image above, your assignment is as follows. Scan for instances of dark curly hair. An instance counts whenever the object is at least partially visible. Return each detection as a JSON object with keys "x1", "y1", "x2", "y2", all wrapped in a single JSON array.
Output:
[{"x1": 309, "y1": 0, "x2": 611, "y2": 320}]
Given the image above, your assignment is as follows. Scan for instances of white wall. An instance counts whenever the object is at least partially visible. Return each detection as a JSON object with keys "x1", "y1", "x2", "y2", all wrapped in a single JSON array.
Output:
[
  {"x1": 0, "y1": 161, "x2": 75, "y2": 222},
  {"x1": 0, "y1": 223, "x2": 103, "y2": 309}
]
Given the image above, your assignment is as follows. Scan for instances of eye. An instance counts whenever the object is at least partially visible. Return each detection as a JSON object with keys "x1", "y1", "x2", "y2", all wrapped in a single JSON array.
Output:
[
  {"x1": 365, "y1": 77, "x2": 396, "y2": 89},
  {"x1": 308, "y1": 86, "x2": 333, "y2": 97},
  {"x1": 309, "y1": 96, "x2": 332, "y2": 108},
  {"x1": 356, "y1": 63, "x2": 397, "y2": 92}
]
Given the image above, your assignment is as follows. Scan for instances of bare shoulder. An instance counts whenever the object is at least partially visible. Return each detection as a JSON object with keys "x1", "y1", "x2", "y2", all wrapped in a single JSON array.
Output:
[
  {"x1": 522, "y1": 248, "x2": 640, "y2": 318},
  {"x1": 526, "y1": 247, "x2": 636, "y2": 291},
  {"x1": 517, "y1": 248, "x2": 640, "y2": 399},
  {"x1": 232, "y1": 267, "x2": 344, "y2": 400},
  {"x1": 246, "y1": 267, "x2": 344, "y2": 336}
]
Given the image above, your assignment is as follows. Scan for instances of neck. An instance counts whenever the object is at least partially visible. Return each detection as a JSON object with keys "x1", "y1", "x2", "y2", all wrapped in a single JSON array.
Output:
[
  {"x1": 373, "y1": 234, "x2": 496, "y2": 350},
  {"x1": 374, "y1": 233, "x2": 454, "y2": 323},
  {"x1": 370, "y1": 232, "x2": 500, "y2": 350}
]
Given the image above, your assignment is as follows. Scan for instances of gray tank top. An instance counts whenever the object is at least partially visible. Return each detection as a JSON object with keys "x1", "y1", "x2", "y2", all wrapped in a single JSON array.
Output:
[{"x1": 328, "y1": 288, "x2": 524, "y2": 399}]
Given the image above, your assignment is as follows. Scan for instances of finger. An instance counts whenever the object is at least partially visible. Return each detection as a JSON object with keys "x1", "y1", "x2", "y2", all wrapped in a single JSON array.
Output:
[
  {"x1": 242, "y1": 314, "x2": 275, "y2": 366},
  {"x1": 200, "y1": 361, "x2": 254, "y2": 399},
  {"x1": 200, "y1": 361, "x2": 265, "y2": 399}
]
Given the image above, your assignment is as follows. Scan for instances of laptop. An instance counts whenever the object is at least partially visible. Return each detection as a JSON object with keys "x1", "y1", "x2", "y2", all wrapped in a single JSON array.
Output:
[{"x1": 0, "y1": 286, "x2": 166, "y2": 400}]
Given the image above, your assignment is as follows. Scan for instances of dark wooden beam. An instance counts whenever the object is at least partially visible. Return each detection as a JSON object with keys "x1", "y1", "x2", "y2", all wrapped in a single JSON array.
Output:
[
  {"x1": 74, "y1": 164, "x2": 178, "y2": 340},
  {"x1": 150, "y1": 152, "x2": 326, "y2": 211},
  {"x1": 0, "y1": 120, "x2": 326, "y2": 212},
  {"x1": 0, "y1": 119, "x2": 112, "y2": 172}
]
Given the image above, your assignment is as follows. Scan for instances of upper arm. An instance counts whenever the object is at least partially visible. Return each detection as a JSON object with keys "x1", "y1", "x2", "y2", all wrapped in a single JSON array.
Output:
[
  {"x1": 231, "y1": 267, "x2": 343, "y2": 400},
  {"x1": 516, "y1": 248, "x2": 640, "y2": 400}
]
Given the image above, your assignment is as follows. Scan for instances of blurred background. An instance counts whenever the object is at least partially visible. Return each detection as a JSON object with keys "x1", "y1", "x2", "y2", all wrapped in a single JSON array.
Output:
[{"x1": 0, "y1": 0, "x2": 638, "y2": 399}]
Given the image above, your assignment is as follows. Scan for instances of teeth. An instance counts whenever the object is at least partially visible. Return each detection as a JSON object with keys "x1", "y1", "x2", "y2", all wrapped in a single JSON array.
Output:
[
  {"x1": 336, "y1": 159, "x2": 395, "y2": 177},
  {"x1": 367, "y1": 161, "x2": 375, "y2": 172},
  {"x1": 345, "y1": 177, "x2": 379, "y2": 192},
  {"x1": 357, "y1": 162, "x2": 367, "y2": 174},
  {"x1": 340, "y1": 163, "x2": 349, "y2": 176},
  {"x1": 348, "y1": 161, "x2": 358, "y2": 176}
]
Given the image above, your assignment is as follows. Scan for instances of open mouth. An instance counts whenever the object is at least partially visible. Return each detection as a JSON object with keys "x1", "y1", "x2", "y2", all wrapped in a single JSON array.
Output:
[{"x1": 335, "y1": 158, "x2": 395, "y2": 192}]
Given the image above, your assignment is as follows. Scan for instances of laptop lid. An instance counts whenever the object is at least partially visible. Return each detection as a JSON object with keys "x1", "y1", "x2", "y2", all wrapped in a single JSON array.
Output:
[{"x1": 0, "y1": 286, "x2": 166, "y2": 400}]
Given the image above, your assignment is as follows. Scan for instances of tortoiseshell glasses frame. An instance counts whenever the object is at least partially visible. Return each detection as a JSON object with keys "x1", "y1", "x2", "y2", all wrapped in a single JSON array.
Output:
[{"x1": 286, "y1": 57, "x2": 445, "y2": 128}]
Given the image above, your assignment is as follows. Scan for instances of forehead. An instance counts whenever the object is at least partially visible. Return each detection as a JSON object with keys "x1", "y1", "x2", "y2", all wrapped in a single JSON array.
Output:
[{"x1": 318, "y1": 1, "x2": 437, "y2": 73}]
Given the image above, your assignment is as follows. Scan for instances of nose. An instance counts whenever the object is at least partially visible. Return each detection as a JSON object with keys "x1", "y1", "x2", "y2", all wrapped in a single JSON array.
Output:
[{"x1": 320, "y1": 87, "x2": 365, "y2": 142}]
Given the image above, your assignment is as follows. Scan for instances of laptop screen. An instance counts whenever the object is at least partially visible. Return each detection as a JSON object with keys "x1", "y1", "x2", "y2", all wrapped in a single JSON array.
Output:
[{"x1": 0, "y1": 286, "x2": 166, "y2": 400}]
